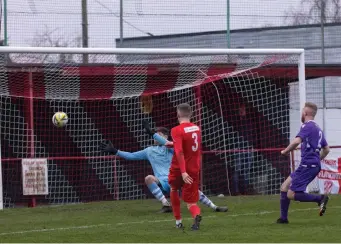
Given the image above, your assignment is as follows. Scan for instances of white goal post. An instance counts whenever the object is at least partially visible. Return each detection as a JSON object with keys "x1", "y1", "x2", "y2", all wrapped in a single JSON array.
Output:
[
  {"x1": 0, "y1": 144, "x2": 2, "y2": 210},
  {"x1": 0, "y1": 47, "x2": 306, "y2": 208}
]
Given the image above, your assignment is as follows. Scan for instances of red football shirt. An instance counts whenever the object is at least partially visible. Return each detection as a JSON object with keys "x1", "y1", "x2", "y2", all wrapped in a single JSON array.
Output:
[{"x1": 170, "y1": 122, "x2": 202, "y2": 174}]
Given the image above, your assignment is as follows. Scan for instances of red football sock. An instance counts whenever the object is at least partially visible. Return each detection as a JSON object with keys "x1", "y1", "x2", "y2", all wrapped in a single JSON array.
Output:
[
  {"x1": 189, "y1": 204, "x2": 201, "y2": 218},
  {"x1": 170, "y1": 190, "x2": 181, "y2": 220}
]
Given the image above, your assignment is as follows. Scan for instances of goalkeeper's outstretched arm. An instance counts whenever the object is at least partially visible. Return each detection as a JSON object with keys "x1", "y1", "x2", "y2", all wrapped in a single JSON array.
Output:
[
  {"x1": 99, "y1": 139, "x2": 148, "y2": 160},
  {"x1": 143, "y1": 120, "x2": 173, "y2": 148},
  {"x1": 116, "y1": 149, "x2": 148, "y2": 161},
  {"x1": 153, "y1": 133, "x2": 174, "y2": 149},
  {"x1": 153, "y1": 133, "x2": 169, "y2": 145}
]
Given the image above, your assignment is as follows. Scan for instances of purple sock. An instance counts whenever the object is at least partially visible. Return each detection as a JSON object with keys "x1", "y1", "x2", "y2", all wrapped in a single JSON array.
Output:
[
  {"x1": 280, "y1": 191, "x2": 290, "y2": 220},
  {"x1": 294, "y1": 192, "x2": 322, "y2": 203}
]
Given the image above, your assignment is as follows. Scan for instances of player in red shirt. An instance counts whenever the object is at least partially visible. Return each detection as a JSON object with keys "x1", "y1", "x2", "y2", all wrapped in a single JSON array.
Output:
[{"x1": 168, "y1": 103, "x2": 202, "y2": 231}]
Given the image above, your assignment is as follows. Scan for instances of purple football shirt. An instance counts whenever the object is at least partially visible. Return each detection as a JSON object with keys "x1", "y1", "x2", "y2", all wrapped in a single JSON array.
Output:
[{"x1": 296, "y1": 120, "x2": 328, "y2": 165}]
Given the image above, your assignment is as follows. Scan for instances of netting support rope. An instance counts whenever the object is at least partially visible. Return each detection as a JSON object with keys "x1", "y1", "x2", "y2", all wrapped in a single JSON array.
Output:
[
  {"x1": 211, "y1": 81, "x2": 232, "y2": 196},
  {"x1": 28, "y1": 71, "x2": 37, "y2": 207},
  {"x1": 194, "y1": 85, "x2": 204, "y2": 192}
]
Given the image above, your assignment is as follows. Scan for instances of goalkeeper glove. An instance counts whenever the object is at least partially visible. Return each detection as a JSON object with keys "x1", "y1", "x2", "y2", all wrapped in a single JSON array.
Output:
[
  {"x1": 99, "y1": 139, "x2": 118, "y2": 155},
  {"x1": 142, "y1": 120, "x2": 155, "y2": 136}
]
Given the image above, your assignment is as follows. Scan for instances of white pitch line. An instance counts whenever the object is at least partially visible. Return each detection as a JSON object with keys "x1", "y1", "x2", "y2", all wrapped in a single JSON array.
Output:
[
  {"x1": 115, "y1": 215, "x2": 217, "y2": 226},
  {"x1": 227, "y1": 206, "x2": 341, "y2": 217},
  {"x1": 1, "y1": 206, "x2": 340, "y2": 236},
  {"x1": 0, "y1": 224, "x2": 109, "y2": 236}
]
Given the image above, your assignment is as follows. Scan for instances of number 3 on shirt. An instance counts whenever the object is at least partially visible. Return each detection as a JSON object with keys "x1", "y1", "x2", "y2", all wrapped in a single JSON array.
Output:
[{"x1": 192, "y1": 133, "x2": 198, "y2": 152}]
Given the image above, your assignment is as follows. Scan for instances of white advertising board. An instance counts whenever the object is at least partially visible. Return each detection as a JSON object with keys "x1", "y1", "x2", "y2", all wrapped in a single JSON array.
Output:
[{"x1": 22, "y1": 158, "x2": 49, "y2": 195}]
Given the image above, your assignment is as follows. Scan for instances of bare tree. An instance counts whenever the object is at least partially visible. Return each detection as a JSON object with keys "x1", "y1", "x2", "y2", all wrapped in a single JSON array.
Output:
[
  {"x1": 262, "y1": 23, "x2": 274, "y2": 28},
  {"x1": 12, "y1": 25, "x2": 102, "y2": 64},
  {"x1": 30, "y1": 25, "x2": 82, "y2": 63},
  {"x1": 285, "y1": 0, "x2": 341, "y2": 25},
  {"x1": 11, "y1": 25, "x2": 83, "y2": 64}
]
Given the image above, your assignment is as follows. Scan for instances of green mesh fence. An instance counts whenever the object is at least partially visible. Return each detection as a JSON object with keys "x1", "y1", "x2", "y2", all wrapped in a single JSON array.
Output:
[{"x1": 2, "y1": 0, "x2": 341, "y2": 51}]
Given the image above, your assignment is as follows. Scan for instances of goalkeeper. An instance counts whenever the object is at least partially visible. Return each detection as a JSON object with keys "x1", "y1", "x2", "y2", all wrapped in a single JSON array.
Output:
[{"x1": 100, "y1": 122, "x2": 228, "y2": 213}]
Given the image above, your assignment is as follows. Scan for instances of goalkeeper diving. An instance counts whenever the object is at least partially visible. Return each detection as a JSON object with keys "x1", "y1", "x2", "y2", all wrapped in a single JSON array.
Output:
[{"x1": 99, "y1": 121, "x2": 228, "y2": 213}]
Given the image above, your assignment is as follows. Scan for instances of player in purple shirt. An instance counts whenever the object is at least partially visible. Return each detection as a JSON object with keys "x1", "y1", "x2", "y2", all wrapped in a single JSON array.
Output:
[{"x1": 277, "y1": 102, "x2": 330, "y2": 224}]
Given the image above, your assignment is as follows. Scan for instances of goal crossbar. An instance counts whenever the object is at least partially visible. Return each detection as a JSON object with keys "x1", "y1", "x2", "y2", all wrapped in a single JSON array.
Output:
[{"x1": 0, "y1": 47, "x2": 304, "y2": 55}]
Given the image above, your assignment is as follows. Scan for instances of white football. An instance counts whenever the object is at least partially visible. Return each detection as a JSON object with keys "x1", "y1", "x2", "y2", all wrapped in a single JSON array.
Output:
[{"x1": 52, "y1": 112, "x2": 68, "y2": 128}]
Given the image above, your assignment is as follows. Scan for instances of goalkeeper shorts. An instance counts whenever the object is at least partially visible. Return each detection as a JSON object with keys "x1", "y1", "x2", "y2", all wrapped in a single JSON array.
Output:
[{"x1": 157, "y1": 176, "x2": 171, "y2": 194}]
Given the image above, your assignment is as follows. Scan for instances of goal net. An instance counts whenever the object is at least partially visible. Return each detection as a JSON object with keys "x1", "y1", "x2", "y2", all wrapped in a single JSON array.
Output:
[{"x1": 0, "y1": 47, "x2": 305, "y2": 208}]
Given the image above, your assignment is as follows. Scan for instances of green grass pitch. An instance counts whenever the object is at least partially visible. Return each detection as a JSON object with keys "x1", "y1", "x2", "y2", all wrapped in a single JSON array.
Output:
[{"x1": 0, "y1": 195, "x2": 341, "y2": 242}]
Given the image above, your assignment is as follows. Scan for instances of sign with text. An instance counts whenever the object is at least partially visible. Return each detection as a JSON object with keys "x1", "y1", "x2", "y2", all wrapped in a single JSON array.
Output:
[
  {"x1": 22, "y1": 158, "x2": 49, "y2": 195},
  {"x1": 318, "y1": 158, "x2": 341, "y2": 194},
  {"x1": 293, "y1": 150, "x2": 341, "y2": 194}
]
